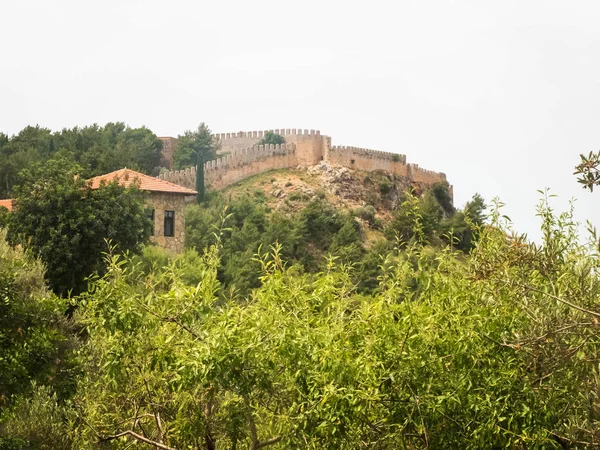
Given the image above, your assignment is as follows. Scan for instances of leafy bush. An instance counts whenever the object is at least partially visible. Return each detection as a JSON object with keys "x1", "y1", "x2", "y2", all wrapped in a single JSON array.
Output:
[
  {"x1": 379, "y1": 179, "x2": 393, "y2": 195},
  {"x1": 354, "y1": 205, "x2": 377, "y2": 225},
  {"x1": 0, "y1": 230, "x2": 77, "y2": 405},
  {"x1": 287, "y1": 191, "x2": 310, "y2": 202},
  {"x1": 72, "y1": 196, "x2": 600, "y2": 448},
  {"x1": 0, "y1": 384, "x2": 73, "y2": 450},
  {"x1": 257, "y1": 131, "x2": 285, "y2": 146}
]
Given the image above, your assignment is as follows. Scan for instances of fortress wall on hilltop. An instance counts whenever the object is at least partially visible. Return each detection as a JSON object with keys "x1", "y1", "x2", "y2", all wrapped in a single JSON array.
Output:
[
  {"x1": 216, "y1": 129, "x2": 327, "y2": 166},
  {"x1": 158, "y1": 128, "x2": 449, "y2": 195},
  {"x1": 407, "y1": 164, "x2": 447, "y2": 185},
  {"x1": 329, "y1": 146, "x2": 409, "y2": 177},
  {"x1": 158, "y1": 143, "x2": 298, "y2": 191}
]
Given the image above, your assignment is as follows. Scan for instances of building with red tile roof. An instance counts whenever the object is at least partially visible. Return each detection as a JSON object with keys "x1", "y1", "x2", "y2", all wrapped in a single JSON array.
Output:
[
  {"x1": 0, "y1": 169, "x2": 194, "y2": 252},
  {"x1": 0, "y1": 199, "x2": 13, "y2": 211},
  {"x1": 88, "y1": 168, "x2": 196, "y2": 253},
  {"x1": 88, "y1": 168, "x2": 197, "y2": 195}
]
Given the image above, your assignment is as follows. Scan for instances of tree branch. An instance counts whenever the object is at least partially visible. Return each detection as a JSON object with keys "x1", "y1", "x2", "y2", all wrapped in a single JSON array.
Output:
[
  {"x1": 246, "y1": 397, "x2": 281, "y2": 450},
  {"x1": 255, "y1": 436, "x2": 283, "y2": 449},
  {"x1": 524, "y1": 285, "x2": 600, "y2": 318},
  {"x1": 99, "y1": 430, "x2": 177, "y2": 450}
]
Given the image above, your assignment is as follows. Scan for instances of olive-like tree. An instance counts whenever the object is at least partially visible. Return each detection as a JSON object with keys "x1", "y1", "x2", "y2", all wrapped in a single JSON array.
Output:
[{"x1": 7, "y1": 158, "x2": 151, "y2": 296}]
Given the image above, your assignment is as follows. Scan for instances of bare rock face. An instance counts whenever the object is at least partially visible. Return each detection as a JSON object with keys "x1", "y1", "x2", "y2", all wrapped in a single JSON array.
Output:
[{"x1": 309, "y1": 161, "x2": 359, "y2": 200}]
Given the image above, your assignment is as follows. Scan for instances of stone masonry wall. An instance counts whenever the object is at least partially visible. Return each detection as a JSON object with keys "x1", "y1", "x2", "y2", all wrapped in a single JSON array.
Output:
[
  {"x1": 206, "y1": 143, "x2": 297, "y2": 190},
  {"x1": 329, "y1": 146, "x2": 410, "y2": 178},
  {"x1": 159, "y1": 137, "x2": 178, "y2": 169},
  {"x1": 147, "y1": 192, "x2": 186, "y2": 253},
  {"x1": 158, "y1": 128, "x2": 449, "y2": 195},
  {"x1": 407, "y1": 164, "x2": 448, "y2": 185},
  {"x1": 216, "y1": 129, "x2": 327, "y2": 166},
  {"x1": 158, "y1": 143, "x2": 298, "y2": 191}
]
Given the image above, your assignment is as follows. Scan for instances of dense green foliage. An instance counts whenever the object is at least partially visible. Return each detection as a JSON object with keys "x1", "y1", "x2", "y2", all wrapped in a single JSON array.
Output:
[
  {"x1": 0, "y1": 123, "x2": 163, "y2": 198},
  {"x1": 0, "y1": 231, "x2": 77, "y2": 449},
  {"x1": 172, "y1": 123, "x2": 220, "y2": 170},
  {"x1": 184, "y1": 182, "x2": 483, "y2": 296},
  {"x1": 62, "y1": 196, "x2": 600, "y2": 448},
  {"x1": 257, "y1": 131, "x2": 285, "y2": 146},
  {"x1": 7, "y1": 159, "x2": 151, "y2": 296},
  {"x1": 3, "y1": 126, "x2": 600, "y2": 447}
]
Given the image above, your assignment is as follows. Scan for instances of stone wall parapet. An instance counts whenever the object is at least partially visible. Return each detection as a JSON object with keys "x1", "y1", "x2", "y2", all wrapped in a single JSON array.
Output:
[
  {"x1": 330, "y1": 145, "x2": 407, "y2": 164},
  {"x1": 205, "y1": 143, "x2": 296, "y2": 172},
  {"x1": 215, "y1": 129, "x2": 321, "y2": 140},
  {"x1": 158, "y1": 127, "x2": 448, "y2": 195}
]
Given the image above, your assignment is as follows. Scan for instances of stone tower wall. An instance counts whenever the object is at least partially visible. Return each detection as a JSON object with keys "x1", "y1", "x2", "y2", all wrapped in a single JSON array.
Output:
[{"x1": 216, "y1": 129, "x2": 327, "y2": 166}]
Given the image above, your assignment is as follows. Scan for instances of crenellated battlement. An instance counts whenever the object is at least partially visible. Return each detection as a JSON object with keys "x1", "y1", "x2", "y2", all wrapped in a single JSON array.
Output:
[
  {"x1": 205, "y1": 143, "x2": 296, "y2": 172},
  {"x1": 215, "y1": 129, "x2": 321, "y2": 140},
  {"x1": 330, "y1": 146, "x2": 407, "y2": 164},
  {"x1": 159, "y1": 127, "x2": 449, "y2": 195}
]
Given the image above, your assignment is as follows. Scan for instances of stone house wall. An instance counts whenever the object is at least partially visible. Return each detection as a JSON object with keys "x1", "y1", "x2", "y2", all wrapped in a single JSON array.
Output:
[{"x1": 146, "y1": 192, "x2": 186, "y2": 253}]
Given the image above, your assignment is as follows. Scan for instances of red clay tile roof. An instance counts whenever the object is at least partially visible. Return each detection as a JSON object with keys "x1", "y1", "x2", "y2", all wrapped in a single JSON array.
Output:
[
  {"x1": 0, "y1": 199, "x2": 13, "y2": 211},
  {"x1": 88, "y1": 168, "x2": 197, "y2": 195}
]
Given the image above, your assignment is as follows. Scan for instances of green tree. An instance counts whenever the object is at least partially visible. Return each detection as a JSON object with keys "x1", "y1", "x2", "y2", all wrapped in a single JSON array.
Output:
[
  {"x1": 0, "y1": 206, "x2": 9, "y2": 228},
  {"x1": 431, "y1": 181, "x2": 455, "y2": 216},
  {"x1": 0, "y1": 230, "x2": 76, "y2": 406},
  {"x1": 173, "y1": 123, "x2": 220, "y2": 203},
  {"x1": 329, "y1": 217, "x2": 364, "y2": 265},
  {"x1": 439, "y1": 193, "x2": 487, "y2": 251},
  {"x1": 173, "y1": 123, "x2": 219, "y2": 170},
  {"x1": 0, "y1": 123, "x2": 163, "y2": 198},
  {"x1": 257, "y1": 131, "x2": 285, "y2": 146},
  {"x1": 73, "y1": 195, "x2": 600, "y2": 448},
  {"x1": 7, "y1": 158, "x2": 151, "y2": 296}
]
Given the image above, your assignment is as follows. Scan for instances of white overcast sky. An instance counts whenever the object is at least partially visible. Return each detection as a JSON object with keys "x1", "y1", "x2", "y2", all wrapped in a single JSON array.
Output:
[{"x1": 1, "y1": 0, "x2": 599, "y2": 241}]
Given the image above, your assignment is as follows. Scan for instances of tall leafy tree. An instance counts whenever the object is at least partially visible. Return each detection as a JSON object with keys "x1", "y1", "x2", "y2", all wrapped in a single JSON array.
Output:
[
  {"x1": 172, "y1": 123, "x2": 219, "y2": 170},
  {"x1": 173, "y1": 123, "x2": 220, "y2": 202},
  {"x1": 7, "y1": 158, "x2": 151, "y2": 296},
  {"x1": 0, "y1": 123, "x2": 164, "y2": 198}
]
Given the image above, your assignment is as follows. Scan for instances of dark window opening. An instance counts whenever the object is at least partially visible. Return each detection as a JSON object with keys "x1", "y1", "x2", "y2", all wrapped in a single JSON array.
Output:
[
  {"x1": 164, "y1": 210, "x2": 175, "y2": 237},
  {"x1": 351, "y1": 159, "x2": 355, "y2": 164},
  {"x1": 146, "y1": 208, "x2": 155, "y2": 236}
]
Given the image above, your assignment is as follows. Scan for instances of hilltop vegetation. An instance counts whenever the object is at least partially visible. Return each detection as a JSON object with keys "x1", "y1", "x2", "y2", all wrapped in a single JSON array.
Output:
[
  {"x1": 0, "y1": 123, "x2": 164, "y2": 199},
  {"x1": 179, "y1": 166, "x2": 484, "y2": 296}
]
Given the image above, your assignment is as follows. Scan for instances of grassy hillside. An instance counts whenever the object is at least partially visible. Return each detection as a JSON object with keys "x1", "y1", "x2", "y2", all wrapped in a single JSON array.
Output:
[{"x1": 215, "y1": 162, "x2": 420, "y2": 243}]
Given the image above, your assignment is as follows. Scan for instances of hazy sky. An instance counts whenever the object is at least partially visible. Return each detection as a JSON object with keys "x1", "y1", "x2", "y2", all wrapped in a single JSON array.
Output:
[{"x1": 1, "y1": 0, "x2": 599, "y2": 240}]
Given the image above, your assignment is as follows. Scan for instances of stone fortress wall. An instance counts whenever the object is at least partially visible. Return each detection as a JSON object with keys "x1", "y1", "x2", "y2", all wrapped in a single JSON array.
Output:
[
  {"x1": 158, "y1": 128, "x2": 448, "y2": 192},
  {"x1": 158, "y1": 137, "x2": 177, "y2": 168}
]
